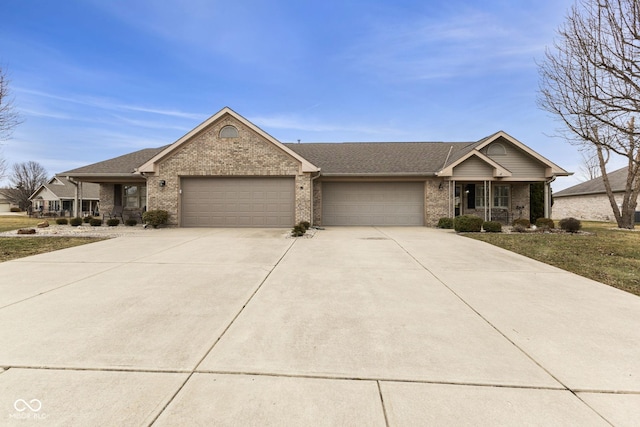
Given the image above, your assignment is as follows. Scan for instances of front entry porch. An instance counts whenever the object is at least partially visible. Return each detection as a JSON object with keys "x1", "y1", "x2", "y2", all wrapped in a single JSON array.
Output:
[{"x1": 446, "y1": 181, "x2": 548, "y2": 224}]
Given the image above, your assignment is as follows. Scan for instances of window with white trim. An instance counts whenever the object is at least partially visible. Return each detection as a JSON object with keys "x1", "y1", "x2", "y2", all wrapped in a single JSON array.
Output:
[
  {"x1": 493, "y1": 185, "x2": 510, "y2": 208},
  {"x1": 475, "y1": 184, "x2": 486, "y2": 208}
]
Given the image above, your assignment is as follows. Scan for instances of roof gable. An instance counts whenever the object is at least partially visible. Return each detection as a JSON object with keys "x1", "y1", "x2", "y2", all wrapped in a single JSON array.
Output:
[
  {"x1": 137, "y1": 107, "x2": 319, "y2": 174},
  {"x1": 474, "y1": 131, "x2": 570, "y2": 177},
  {"x1": 437, "y1": 149, "x2": 512, "y2": 178}
]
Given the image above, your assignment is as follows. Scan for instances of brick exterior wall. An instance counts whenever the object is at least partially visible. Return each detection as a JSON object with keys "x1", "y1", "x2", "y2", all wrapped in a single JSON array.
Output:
[
  {"x1": 552, "y1": 193, "x2": 623, "y2": 222},
  {"x1": 511, "y1": 183, "x2": 531, "y2": 221},
  {"x1": 147, "y1": 114, "x2": 311, "y2": 226},
  {"x1": 425, "y1": 179, "x2": 448, "y2": 227}
]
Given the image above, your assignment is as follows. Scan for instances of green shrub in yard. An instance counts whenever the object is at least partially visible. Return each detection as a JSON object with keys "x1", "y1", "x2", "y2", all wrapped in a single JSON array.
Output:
[
  {"x1": 512, "y1": 218, "x2": 530, "y2": 228},
  {"x1": 559, "y1": 217, "x2": 582, "y2": 233},
  {"x1": 10, "y1": 207, "x2": 20, "y2": 212},
  {"x1": 89, "y1": 218, "x2": 103, "y2": 227},
  {"x1": 142, "y1": 210, "x2": 169, "y2": 228},
  {"x1": 70, "y1": 217, "x2": 83, "y2": 227},
  {"x1": 454, "y1": 215, "x2": 484, "y2": 232},
  {"x1": 56, "y1": 218, "x2": 68, "y2": 225},
  {"x1": 536, "y1": 217, "x2": 555, "y2": 230},
  {"x1": 437, "y1": 217, "x2": 454, "y2": 229},
  {"x1": 106, "y1": 218, "x2": 120, "y2": 227},
  {"x1": 482, "y1": 221, "x2": 502, "y2": 233},
  {"x1": 125, "y1": 219, "x2": 137, "y2": 226},
  {"x1": 83, "y1": 216, "x2": 93, "y2": 223},
  {"x1": 300, "y1": 221, "x2": 311, "y2": 230}
]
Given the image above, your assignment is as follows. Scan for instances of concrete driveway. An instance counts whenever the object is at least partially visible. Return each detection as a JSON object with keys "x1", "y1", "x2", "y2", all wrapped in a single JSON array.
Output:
[{"x1": 0, "y1": 227, "x2": 638, "y2": 426}]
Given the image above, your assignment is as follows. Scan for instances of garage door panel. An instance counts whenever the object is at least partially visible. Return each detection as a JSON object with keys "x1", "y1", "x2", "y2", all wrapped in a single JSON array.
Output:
[
  {"x1": 323, "y1": 182, "x2": 424, "y2": 226},
  {"x1": 182, "y1": 178, "x2": 294, "y2": 227}
]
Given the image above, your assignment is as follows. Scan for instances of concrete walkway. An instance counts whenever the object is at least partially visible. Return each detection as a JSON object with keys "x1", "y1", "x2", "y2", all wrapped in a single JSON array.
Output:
[{"x1": 0, "y1": 227, "x2": 638, "y2": 426}]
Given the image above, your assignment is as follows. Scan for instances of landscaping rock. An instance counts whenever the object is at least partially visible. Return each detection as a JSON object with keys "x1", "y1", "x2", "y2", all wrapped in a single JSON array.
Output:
[
  {"x1": 37, "y1": 221, "x2": 49, "y2": 228},
  {"x1": 17, "y1": 228, "x2": 36, "y2": 235}
]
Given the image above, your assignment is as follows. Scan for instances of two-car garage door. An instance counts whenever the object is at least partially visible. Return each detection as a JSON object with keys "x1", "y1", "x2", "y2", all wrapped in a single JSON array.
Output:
[
  {"x1": 322, "y1": 182, "x2": 424, "y2": 226},
  {"x1": 181, "y1": 177, "x2": 294, "y2": 227}
]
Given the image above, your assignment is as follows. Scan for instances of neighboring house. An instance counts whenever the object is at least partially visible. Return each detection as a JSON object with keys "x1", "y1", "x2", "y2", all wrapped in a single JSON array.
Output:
[
  {"x1": 29, "y1": 177, "x2": 100, "y2": 217},
  {"x1": 0, "y1": 190, "x2": 17, "y2": 213},
  {"x1": 61, "y1": 107, "x2": 571, "y2": 227},
  {"x1": 553, "y1": 166, "x2": 639, "y2": 222}
]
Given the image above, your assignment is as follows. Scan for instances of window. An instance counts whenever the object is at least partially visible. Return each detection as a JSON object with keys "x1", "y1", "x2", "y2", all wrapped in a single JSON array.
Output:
[
  {"x1": 220, "y1": 125, "x2": 239, "y2": 138},
  {"x1": 123, "y1": 185, "x2": 146, "y2": 208},
  {"x1": 475, "y1": 184, "x2": 510, "y2": 208},
  {"x1": 475, "y1": 185, "x2": 486, "y2": 208},
  {"x1": 493, "y1": 185, "x2": 510, "y2": 208}
]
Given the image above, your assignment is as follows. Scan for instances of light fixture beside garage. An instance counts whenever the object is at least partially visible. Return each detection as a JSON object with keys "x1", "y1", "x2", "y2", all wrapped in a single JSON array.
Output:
[{"x1": 159, "y1": 180, "x2": 166, "y2": 187}]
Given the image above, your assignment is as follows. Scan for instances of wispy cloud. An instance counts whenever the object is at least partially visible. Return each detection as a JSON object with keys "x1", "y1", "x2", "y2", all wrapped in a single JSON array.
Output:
[
  {"x1": 251, "y1": 113, "x2": 401, "y2": 136},
  {"x1": 345, "y1": 9, "x2": 550, "y2": 82}
]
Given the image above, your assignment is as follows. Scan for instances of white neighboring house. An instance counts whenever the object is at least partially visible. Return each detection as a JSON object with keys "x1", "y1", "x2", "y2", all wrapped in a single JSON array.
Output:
[
  {"x1": 553, "y1": 166, "x2": 639, "y2": 222},
  {"x1": 29, "y1": 176, "x2": 100, "y2": 217},
  {"x1": 0, "y1": 190, "x2": 17, "y2": 212}
]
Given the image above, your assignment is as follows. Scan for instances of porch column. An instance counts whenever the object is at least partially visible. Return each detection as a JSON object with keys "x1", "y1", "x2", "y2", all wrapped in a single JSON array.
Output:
[
  {"x1": 488, "y1": 181, "x2": 492, "y2": 221},
  {"x1": 484, "y1": 180, "x2": 488, "y2": 221},
  {"x1": 544, "y1": 181, "x2": 550, "y2": 218}
]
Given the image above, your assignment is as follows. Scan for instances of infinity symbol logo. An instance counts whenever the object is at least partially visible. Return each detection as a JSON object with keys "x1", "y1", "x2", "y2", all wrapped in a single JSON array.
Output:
[{"x1": 13, "y1": 399, "x2": 42, "y2": 412}]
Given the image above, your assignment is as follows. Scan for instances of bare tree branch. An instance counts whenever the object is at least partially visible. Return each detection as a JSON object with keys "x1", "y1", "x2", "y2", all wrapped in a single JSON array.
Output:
[
  {"x1": 7, "y1": 161, "x2": 48, "y2": 210},
  {"x1": 538, "y1": 0, "x2": 640, "y2": 228},
  {"x1": 0, "y1": 66, "x2": 22, "y2": 142}
]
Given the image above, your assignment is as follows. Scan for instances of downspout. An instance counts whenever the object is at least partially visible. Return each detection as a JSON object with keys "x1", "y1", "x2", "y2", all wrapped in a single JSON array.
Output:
[{"x1": 545, "y1": 176, "x2": 556, "y2": 219}]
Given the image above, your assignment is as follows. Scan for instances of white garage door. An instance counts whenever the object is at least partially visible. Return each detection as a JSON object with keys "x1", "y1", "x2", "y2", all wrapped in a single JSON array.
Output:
[
  {"x1": 322, "y1": 182, "x2": 424, "y2": 226},
  {"x1": 181, "y1": 177, "x2": 294, "y2": 227}
]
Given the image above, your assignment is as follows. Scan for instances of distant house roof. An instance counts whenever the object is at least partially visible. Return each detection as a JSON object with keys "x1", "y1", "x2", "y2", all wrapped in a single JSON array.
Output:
[
  {"x1": 61, "y1": 146, "x2": 169, "y2": 178},
  {"x1": 284, "y1": 141, "x2": 474, "y2": 175},
  {"x1": 29, "y1": 177, "x2": 100, "y2": 201},
  {"x1": 554, "y1": 167, "x2": 631, "y2": 197}
]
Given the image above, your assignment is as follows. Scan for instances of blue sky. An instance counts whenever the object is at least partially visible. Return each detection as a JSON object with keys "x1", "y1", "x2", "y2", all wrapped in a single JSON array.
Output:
[{"x1": 0, "y1": 0, "x2": 612, "y2": 190}]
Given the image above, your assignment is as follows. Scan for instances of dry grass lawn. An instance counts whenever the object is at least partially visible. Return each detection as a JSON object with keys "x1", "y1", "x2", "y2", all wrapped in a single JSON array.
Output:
[
  {"x1": 0, "y1": 215, "x2": 105, "y2": 262},
  {"x1": 465, "y1": 221, "x2": 640, "y2": 297}
]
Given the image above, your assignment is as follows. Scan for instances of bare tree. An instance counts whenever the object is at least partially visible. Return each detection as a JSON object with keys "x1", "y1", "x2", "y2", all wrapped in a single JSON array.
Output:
[
  {"x1": 7, "y1": 161, "x2": 48, "y2": 210},
  {"x1": 579, "y1": 150, "x2": 602, "y2": 181},
  {"x1": 0, "y1": 155, "x2": 6, "y2": 182},
  {"x1": 0, "y1": 66, "x2": 22, "y2": 141},
  {"x1": 538, "y1": 0, "x2": 640, "y2": 229}
]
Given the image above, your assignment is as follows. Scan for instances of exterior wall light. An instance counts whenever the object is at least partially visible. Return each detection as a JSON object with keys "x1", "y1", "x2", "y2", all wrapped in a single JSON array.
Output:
[{"x1": 159, "y1": 180, "x2": 166, "y2": 187}]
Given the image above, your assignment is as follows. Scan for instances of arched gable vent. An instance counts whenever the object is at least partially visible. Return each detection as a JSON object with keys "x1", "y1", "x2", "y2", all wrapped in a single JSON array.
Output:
[
  {"x1": 219, "y1": 125, "x2": 239, "y2": 138},
  {"x1": 487, "y1": 143, "x2": 506, "y2": 156}
]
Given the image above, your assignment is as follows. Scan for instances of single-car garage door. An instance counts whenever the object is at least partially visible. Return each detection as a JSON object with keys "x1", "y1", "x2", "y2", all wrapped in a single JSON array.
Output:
[
  {"x1": 322, "y1": 182, "x2": 424, "y2": 226},
  {"x1": 181, "y1": 177, "x2": 294, "y2": 227}
]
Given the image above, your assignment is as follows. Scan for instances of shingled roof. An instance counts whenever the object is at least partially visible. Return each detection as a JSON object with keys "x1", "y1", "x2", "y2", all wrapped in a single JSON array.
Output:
[
  {"x1": 554, "y1": 166, "x2": 630, "y2": 197},
  {"x1": 284, "y1": 141, "x2": 475, "y2": 175},
  {"x1": 62, "y1": 146, "x2": 169, "y2": 176}
]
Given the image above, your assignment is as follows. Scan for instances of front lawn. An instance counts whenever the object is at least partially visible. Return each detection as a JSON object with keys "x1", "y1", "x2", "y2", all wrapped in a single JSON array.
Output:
[
  {"x1": 465, "y1": 221, "x2": 640, "y2": 297},
  {"x1": 0, "y1": 215, "x2": 105, "y2": 262}
]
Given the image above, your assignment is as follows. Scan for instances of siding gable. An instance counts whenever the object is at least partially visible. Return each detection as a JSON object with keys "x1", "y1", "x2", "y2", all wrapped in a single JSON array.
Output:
[
  {"x1": 482, "y1": 137, "x2": 547, "y2": 179},
  {"x1": 452, "y1": 156, "x2": 494, "y2": 177}
]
